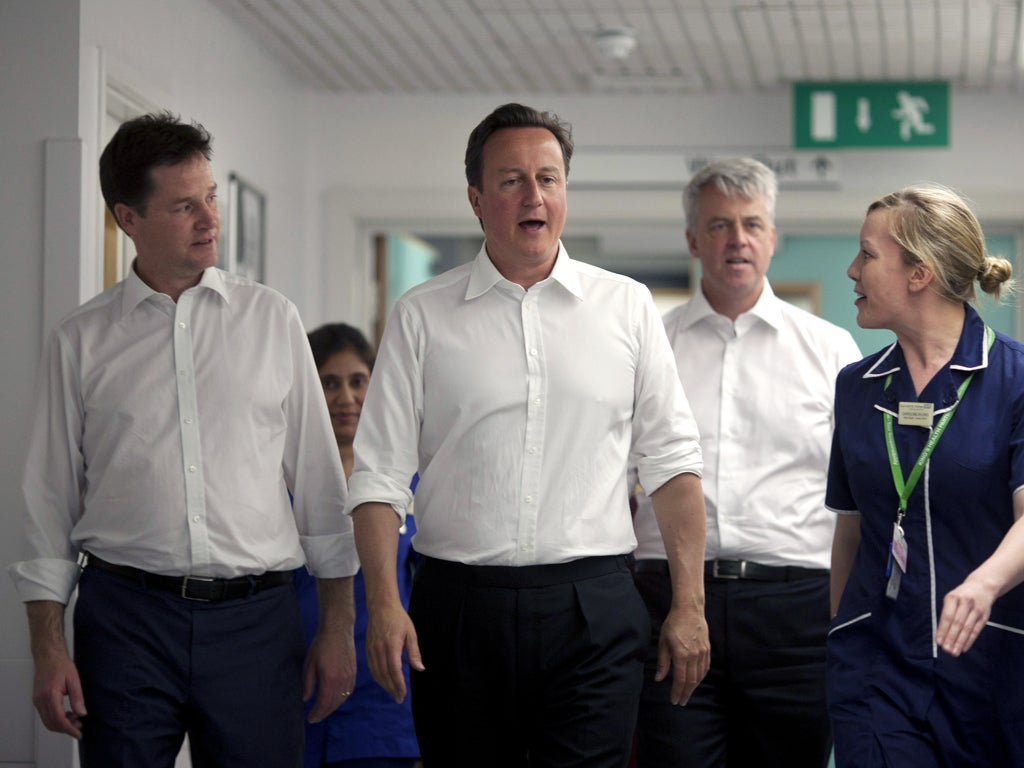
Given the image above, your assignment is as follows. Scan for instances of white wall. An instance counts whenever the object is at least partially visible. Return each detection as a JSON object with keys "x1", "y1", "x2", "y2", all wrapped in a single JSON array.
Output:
[
  {"x1": 310, "y1": 92, "x2": 1024, "y2": 333},
  {"x1": 2, "y1": 1, "x2": 322, "y2": 766},
  {"x1": 78, "y1": 0, "x2": 322, "y2": 318},
  {"x1": 1, "y1": 2, "x2": 83, "y2": 765}
]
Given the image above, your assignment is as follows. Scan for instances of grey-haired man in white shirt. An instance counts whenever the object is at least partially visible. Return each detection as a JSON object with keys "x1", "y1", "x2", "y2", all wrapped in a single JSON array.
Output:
[{"x1": 631, "y1": 157, "x2": 861, "y2": 767}]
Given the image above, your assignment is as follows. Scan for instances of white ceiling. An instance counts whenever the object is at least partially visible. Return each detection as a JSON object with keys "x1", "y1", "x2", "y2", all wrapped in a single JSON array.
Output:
[{"x1": 210, "y1": 0, "x2": 1024, "y2": 95}]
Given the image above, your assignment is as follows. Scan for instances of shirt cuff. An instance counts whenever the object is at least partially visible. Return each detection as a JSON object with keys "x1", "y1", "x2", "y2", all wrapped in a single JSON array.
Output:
[
  {"x1": 344, "y1": 470, "x2": 415, "y2": 523},
  {"x1": 300, "y1": 530, "x2": 360, "y2": 579},
  {"x1": 7, "y1": 558, "x2": 81, "y2": 604},
  {"x1": 637, "y1": 446, "x2": 703, "y2": 497}
]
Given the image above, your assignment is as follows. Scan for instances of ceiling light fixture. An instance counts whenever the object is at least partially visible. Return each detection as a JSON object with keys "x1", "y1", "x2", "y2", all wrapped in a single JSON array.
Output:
[
  {"x1": 588, "y1": 71, "x2": 703, "y2": 92},
  {"x1": 593, "y1": 27, "x2": 637, "y2": 61}
]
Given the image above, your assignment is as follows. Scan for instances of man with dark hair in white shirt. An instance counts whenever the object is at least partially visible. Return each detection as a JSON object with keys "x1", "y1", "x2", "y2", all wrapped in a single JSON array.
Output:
[
  {"x1": 9, "y1": 112, "x2": 358, "y2": 767},
  {"x1": 631, "y1": 157, "x2": 861, "y2": 767},
  {"x1": 346, "y1": 102, "x2": 710, "y2": 767}
]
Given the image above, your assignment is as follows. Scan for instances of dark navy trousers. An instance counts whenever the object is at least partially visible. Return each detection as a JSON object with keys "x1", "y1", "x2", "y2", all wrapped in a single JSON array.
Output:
[{"x1": 74, "y1": 565, "x2": 306, "y2": 768}]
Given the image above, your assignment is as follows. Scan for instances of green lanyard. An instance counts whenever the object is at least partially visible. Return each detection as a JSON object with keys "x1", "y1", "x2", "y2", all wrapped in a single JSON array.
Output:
[{"x1": 883, "y1": 325, "x2": 994, "y2": 522}]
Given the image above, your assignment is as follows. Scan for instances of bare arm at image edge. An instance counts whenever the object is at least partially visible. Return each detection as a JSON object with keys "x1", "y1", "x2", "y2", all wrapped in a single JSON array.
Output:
[{"x1": 937, "y1": 491, "x2": 1024, "y2": 656}]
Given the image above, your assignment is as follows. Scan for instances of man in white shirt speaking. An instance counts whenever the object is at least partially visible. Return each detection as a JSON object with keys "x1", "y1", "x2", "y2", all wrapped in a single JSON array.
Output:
[
  {"x1": 631, "y1": 157, "x2": 861, "y2": 767},
  {"x1": 8, "y1": 113, "x2": 358, "y2": 767},
  {"x1": 346, "y1": 103, "x2": 709, "y2": 767}
]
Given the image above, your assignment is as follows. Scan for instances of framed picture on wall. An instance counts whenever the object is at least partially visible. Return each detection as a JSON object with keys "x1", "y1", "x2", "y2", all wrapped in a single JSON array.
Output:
[
  {"x1": 225, "y1": 173, "x2": 266, "y2": 283},
  {"x1": 773, "y1": 281, "x2": 822, "y2": 315}
]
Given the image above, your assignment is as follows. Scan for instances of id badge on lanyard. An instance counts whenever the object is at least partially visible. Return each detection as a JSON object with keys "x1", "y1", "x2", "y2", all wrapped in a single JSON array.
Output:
[{"x1": 881, "y1": 326, "x2": 993, "y2": 600}]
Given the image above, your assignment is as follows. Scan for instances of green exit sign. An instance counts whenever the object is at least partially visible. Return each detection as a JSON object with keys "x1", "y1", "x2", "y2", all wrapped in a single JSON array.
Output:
[{"x1": 794, "y1": 81, "x2": 949, "y2": 148}]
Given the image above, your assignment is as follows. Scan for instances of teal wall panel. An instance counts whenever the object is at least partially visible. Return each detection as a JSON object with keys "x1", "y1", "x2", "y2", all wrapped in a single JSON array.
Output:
[{"x1": 770, "y1": 233, "x2": 1017, "y2": 355}]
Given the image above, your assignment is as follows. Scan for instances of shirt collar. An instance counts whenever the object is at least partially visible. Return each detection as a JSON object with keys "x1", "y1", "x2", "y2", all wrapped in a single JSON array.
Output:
[
  {"x1": 464, "y1": 241, "x2": 583, "y2": 300},
  {"x1": 863, "y1": 303, "x2": 989, "y2": 382},
  {"x1": 120, "y1": 263, "x2": 230, "y2": 317},
  {"x1": 948, "y1": 303, "x2": 991, "y2": 372},
  {"x1": 677, "y1": 279, "x2": 782, "y2": 331}
]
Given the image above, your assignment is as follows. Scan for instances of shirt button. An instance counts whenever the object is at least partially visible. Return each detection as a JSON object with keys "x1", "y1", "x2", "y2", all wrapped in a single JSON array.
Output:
[
  {"x1": 193, "y1": 515, "x2": 201, "y2": 523},
  {"x1": 188, "y1": 465, "x2": 197, "y2": 473},
  {"x1": 524, "y1": 495, "x2": 534, "y2": 503},
  {"x1": 178, "y1": 321, "x2": 186, "y2": 329},
  {"x1": 527, "y1": 446, "x2": 537, "y2": 455},
  {"x1": 529, "y1": 348, "x2": 538, "y2": 356},
  {"x1": 533, "y1": 398, "x2": 541, "y2": 406},
  {"x1": 184, "y1": 417, "x2": 193, "y2": 425}
]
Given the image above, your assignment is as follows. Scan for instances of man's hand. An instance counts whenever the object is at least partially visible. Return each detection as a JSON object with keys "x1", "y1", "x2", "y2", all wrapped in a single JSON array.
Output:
[
  {"x1": 27, "y1": 601, "x2": 86, "y2": 738},
  {"x1": 303, "y1": 625, "x2": 357, "y2": 723},
  {"x1": 352, "y1": 502, "x2": 425, "y2": 704},
  {"x1": 364, "y1": 604, "x2": 424, "y2": 704},
  {"x1": 303, "y1": 576, "x2": 357, "y2": 722},
  {"x1": 655, "y1": 604, "x2": 710, "y2": 705},
  {"x1": 648, "y1": 472, "x2": 710, "y2": 705}
]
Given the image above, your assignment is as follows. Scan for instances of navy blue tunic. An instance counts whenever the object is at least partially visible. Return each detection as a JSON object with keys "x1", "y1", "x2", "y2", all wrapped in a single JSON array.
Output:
[{"x1": 826, "y1": 304, "x2": 1024, "y2": 765}]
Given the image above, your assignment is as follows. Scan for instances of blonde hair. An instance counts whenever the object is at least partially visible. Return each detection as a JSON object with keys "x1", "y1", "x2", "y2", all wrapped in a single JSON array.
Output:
[{"x1": 867, "y1": 184, "x2": 1014, "y2": 304}]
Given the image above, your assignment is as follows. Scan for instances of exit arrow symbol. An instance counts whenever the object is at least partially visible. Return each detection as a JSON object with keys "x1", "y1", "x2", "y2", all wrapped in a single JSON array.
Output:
[{"x1": 856, "y1": 98, "x2": 872, "y2": 132}]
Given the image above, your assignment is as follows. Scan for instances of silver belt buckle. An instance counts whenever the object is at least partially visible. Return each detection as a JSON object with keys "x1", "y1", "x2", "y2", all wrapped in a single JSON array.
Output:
[
  {"x1": 712, "y1": 559, "x2": 744, "y2": 579},
  {"x1": 181, "y1": 575, "x2": 215, "y2": 601}
]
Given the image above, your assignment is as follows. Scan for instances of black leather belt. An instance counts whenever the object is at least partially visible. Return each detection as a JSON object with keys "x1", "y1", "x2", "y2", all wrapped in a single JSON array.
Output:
[
  {"x1": 419, "y1": 555, "x2": 628, "y2": 588},
  {"x1": 705, "y1": 559, "x2": 828, "y2": 582},
  {"x1": 634, "y1": 558, "x2": 827, "y2": 582},
  {"x1": 85, "y1": 552, "x2": 292, "y2": 602}
]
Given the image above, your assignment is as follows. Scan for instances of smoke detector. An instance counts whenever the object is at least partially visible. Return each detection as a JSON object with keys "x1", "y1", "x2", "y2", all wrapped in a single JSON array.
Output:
[{"x1": 593, "y1": 27, "x2": 637, "y2": 61}]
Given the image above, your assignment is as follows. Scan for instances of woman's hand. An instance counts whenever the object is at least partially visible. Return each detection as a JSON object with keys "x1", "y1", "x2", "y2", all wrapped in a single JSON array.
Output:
[{"x1": 936, "y1": 576, "x2": 998, "y2": 656}]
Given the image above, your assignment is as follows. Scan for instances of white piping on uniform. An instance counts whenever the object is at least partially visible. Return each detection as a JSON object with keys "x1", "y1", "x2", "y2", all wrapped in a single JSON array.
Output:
[
  {"x1": 986, "y1": 621, "x2": 1024, "y2": 636},
  {"x1": 828, "y1": 612, "x2": 872, "y2": 635},
  {"x1": 925, "y1": 454, "x2": 939, "y2": 658}
]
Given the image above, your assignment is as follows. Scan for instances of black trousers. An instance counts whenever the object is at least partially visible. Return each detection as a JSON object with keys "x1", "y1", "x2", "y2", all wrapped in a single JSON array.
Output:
[
  {"x1": 408, "y1": 555, "x2": 649, "y2": 768},
  {"x1": 633, "y1": 563, "x2": 832, "y2": 768},
  {"x1": 74, "y1": 565, "x2": 306, "y2": 768}
]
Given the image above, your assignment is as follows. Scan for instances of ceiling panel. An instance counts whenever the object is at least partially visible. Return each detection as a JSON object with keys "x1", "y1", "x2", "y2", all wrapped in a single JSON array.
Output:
[{"x1": 210, "y1": 0, "x2": 1024, "y2": 95}]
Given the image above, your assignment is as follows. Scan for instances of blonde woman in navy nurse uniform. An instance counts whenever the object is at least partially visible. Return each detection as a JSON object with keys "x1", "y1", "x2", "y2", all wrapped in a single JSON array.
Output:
[{"x1": 826, "y1": 184, "x2": 1024, "y2": 766}]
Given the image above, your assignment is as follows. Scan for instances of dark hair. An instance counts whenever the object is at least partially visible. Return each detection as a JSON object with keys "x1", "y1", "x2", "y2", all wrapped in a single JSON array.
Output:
[
  {"x1": 99, "y1": 111, "x2": 213, "y2": 219},
  {"x1": 307, "y1": 323, "x2": 375, "y2": 372},
  {"x1": 464, "y1": 103, "x2": 573, "y2": 189}
]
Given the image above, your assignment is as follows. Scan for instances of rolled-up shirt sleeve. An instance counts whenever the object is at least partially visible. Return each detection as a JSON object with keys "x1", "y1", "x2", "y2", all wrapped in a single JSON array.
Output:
[
  {"x1": 284, "y1": 303, "x2": 358, "y2": 579},
  {"x1": 345, "y1": 300, "x2": 420, "y2": 524},
  {"x1": 9, "y1": 328, "x2": 87, "y2": 604},
  {"x1": 630, "y1": 286, "x2": 703, "y2": 496}
]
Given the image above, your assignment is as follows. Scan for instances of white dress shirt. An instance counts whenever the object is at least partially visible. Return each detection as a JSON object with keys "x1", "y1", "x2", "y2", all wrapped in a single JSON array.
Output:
[
  {"x1": 9, "y1": 266, "x2": 357, "y2": 604},
  {"x1": 346, "y1": 244, "x2": 703, "y2": 566},
  {"x1": 633, "y1": 282, "x2": 861, "y2": 569}
]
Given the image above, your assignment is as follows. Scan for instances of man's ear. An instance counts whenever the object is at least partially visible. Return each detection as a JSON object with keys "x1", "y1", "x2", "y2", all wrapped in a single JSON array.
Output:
[
  {"x1": 114, "y1": 203, "x2": 138, "y2": 235},
  {"x1": 467, "y1": 185, "x2": 481, "y2": 218},
  {"x1": 685, "y1": 229, "x2": 699, "y2": 259}
]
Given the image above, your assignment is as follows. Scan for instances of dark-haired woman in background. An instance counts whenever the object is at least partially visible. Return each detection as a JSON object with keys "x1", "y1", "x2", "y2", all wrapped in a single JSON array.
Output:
[
  {"x1": 827, "y1": 185, "x2": 1024, "y2": 766},
  {"x1": 296, "y1": 323, "x2": 419, "y2": 768}
]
